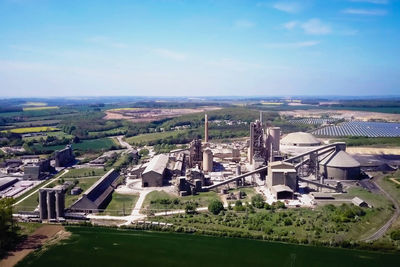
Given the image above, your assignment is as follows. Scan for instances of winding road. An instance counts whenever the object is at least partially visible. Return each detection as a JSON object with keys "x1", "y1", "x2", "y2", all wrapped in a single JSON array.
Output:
[{"x1": 363, "y1": 177, "x2": 400, "y2": 242}]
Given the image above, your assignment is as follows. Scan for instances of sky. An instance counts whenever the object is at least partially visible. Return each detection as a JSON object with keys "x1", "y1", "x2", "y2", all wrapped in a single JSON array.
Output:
[{"x1": 0, "y1": 0, "x2": 399, "y2": 97}]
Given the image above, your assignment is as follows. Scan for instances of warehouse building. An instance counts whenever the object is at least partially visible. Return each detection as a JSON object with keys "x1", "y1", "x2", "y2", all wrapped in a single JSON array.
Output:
[
  {"x1": 0, "y1": 177, "x2": 18, "y2": 191},
  {"x1": 142, "y1": 154, "x2": 169, "y2": 187},
  {"x1": 266, "y1": 161, "x2": 297, "y2": 199},
  {"x1": 70, "y1": 169, "x2": 120, "y2": 213},
  {"x1": 281, "y1": 132, "x2": 321, "y2": 147},
  {"x1": 319, "y1": 150, "x2": 361, "y2": 180},
  {"x1": 24, "y1": 158, "x2": 53, "y2": 180}
]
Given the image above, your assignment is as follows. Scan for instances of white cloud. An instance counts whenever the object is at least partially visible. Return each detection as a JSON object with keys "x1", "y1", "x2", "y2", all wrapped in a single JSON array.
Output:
[
  {"x1": 342, "y1": 8, "x2": 387, "y2": 15},
  {"x1": 152, "y1": 48, "x2": 187, "y2": 61},
  {"x1": 264, "y1": 41, "x2": 320, "y2": 48},
  {"x1": 272, "y1": 1, "x2": 303, "y2": 13},
  {"x1": 234, "y1": 20, "x2": 255, "y2": 29},
  {"x1": 349, "y1": 0, "x2": 388, "y2": 4},
  {"x1": 301, "y1": 19, "x2": 331, "y2": 35},
  {"x1": 283, "y1": 20, "x2": 298, "y2": 30}
]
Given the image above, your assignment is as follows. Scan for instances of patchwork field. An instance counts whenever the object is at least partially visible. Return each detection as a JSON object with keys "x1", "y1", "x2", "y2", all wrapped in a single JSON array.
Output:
[
  {"x1": 33, "y1": 137, "x2": 119, "y2": 152},
  {"x1": 23, "y1": 106, "x2": 59, "y2": 111},
  {"x1": 16, "y1": 227, "x2": 400, "y2": 267}
]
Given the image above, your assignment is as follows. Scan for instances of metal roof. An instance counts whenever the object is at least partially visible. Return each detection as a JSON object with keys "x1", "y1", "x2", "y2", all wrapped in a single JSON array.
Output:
[
  {"x1": 272, "y1": 184, "x2": 293, "y2": 193},
  {"x1": 143, "y1": 154, "x2": 169, "y2": 175},
  {"x1": 320, "y1": 150, "x2": 360, "y2": 168},
  {"x1": 281, "y1": 132, "x2": 321, "y2": 146}
]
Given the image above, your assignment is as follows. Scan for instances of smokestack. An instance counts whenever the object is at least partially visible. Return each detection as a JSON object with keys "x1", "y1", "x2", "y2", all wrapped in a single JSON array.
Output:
[
  {"x1": 259, "y1": 111, "x2": 263, "y2": 124},
  {"x1": 204, "y1": 114, "x2": 209, "y2": 143}
]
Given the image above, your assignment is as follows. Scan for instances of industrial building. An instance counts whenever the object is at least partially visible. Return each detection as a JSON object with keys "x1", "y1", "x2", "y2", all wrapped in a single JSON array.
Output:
[
  {"x1": 55, "y1": 145, "x2": 75, "y2": 167},
  {"x1": 0, "y1": 177, "x2": 18, "y2": 191},
  {"x1": 266, "y1": 161, "x2": 297, "y2": 199},
  {"x1": 24, "y1": 158, "x2": 53, "y2": 180},
  {"x1": 142, "y1": 154, "x2": 169, "y2": 187},
  {"x1": 281, "y1": 132, "x2": 321, "y2": 147},
  {"x1": 70, "y1": 169, "x2": 120, "y2": 213},
  {"x1": 319, "y1": 150, "x2": 361, "y2": 180},
  {"x1": 39, "y1": 186, "x2": 65, "y2": 220}
]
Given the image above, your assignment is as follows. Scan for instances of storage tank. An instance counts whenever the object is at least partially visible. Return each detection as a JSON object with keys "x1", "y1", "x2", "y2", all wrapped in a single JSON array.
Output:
[
  {"x1": 319, "y1": 151, "x2": 361, "y2": 180},
  {"x1": 202, "y1": 149, "x2": 213, "y2": 172},
  {"x1": 39, "y1": 189, "x2": 48, "y2": 220},
  {"x1": 47, "y1": 191, "x2": 56, "y2": 219},
  {"x1": 55, "y1": 191, "x2": 65, "y2": 218}
]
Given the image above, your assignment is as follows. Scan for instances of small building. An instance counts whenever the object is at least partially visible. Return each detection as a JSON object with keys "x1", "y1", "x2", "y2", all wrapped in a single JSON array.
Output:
[
  {"x1": 142, "y1": 154, "x2": 169, "y2": 187},
  {"x1": 24, "y1": 158, "x2": 52, "y2": 180},
  {"x1": 70, "y1": 187, "x2": 82, "y2": 195},
  {"x1": 352, "y1": 197, "x2": 370, "y2": 208},
  {"x1": 266, "y1": 161, "x2": 297, "y2": 199}
]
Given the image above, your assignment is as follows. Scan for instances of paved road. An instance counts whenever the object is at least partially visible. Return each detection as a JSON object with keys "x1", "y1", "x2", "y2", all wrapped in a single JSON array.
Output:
[
  {"x1": 13, "y1": 169, "x2": 69, "y2": 207},
  {"x1": 363, "y1": 177, "x2": 400, "y2": 242}
]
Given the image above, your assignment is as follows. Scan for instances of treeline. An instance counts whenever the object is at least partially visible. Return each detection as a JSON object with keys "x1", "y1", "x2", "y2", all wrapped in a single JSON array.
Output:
[{"x1": 0, "y1": 198, "x2": 20, "y2": 259}]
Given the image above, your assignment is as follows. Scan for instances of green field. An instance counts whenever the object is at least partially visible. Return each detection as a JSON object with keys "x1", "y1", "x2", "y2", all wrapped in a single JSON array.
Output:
[
  {"x1": 33, "y1": 137, "x2": 119, "y2": 152},
  {"x1": 125, "y1": 130, "x2": 190, "y2": 145},
  {"x1": 62, "y1": 168, "x2": 107, "y2": 178},
  {"x1": 18, "y1": 227, "x2": 400, "y2": 267},
  {"x1": 23, "y1": 106, "x2": 59, "y2": 111},
  {"x1": 102, "y1": 193, "x2": 139, "y2": 216}
]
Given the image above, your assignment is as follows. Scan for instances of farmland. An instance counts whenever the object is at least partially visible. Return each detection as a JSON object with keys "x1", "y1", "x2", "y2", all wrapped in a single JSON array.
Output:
[
  {"x1": 23, "y1": 106, "x2": 59, "y2": 111},
  {"x1": 32, "y1": 137, "x2": 120, "y2": 153},
  {"x1": 1, "y1": 127, "x2": 58, "y2": 134},
  {"x1": 17, "y1": 227, "x2": 400, "y2": 267},
  {"x1": 102, "y1": 193, "x2": 139, "y2": 216}
]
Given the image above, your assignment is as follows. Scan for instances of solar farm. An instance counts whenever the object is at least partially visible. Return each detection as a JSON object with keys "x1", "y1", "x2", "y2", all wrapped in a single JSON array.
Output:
[
  {"x1": 312, "y1": 121, "x2": 400, "y2": 137},
  {"x1": 289, "y1": 118, "x2": 338, "y2": 125}
]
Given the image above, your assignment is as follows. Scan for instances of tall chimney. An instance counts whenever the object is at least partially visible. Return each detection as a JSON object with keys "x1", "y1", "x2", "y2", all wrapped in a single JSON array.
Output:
[
  {"x1": 204, "y1": 114, "x2": 209, "y2": 143},
  {"x1": 259, "y1": 111, "x2": 263, "y2": 124}
]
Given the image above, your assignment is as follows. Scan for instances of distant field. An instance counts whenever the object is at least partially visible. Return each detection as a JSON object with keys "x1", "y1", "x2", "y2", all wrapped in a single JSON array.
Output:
[
  {"x1": 2, "y1": 127, "x2": 58, "y2": 134},
  {"x1": 23, "y1": 106, "x2": 59, "y2": 111},
  {"x1": 17, "y1": 227, "x2": 400, "y2": 267},
  {"x1": 22, "y1": 102, "x2": 48, "y2": 107},
  {"x1": 107, "y1": 107, "x2": 140, "y2": 112},
  {"x1": 23, "y1": 131, "x2": 73, "y2": 141}
]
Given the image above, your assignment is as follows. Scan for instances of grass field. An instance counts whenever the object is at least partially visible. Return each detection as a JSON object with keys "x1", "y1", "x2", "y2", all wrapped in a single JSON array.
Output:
[
  {"x1": 125, "y1": 130, "x2": 190, "y2": 145},
  {"x1": 23, "y1": 106, "x2": 59, "y2": 111},
  {"x1": 33, "y1": 137, "x2": 119, "y2": 152},
  {"x1": 2, "y1": 127, "x2": 58, "y2": 134},
  {"x1": 107, "y1": 107, "x2": 140, "y2": 111},
  {"x1": 62, "y1": 168, "x2": 107, "y2": 178},
  {"x1": 63, "y1": 177, "x2": 101, "y2": 207},
  {"x1": 17, "y1": 227, "x2": 400, "y2": 267},
  {"x1": 23, "y1": 131, "x2": 73, "y2": 142},
  {"x1": 102, "y1": 193, "x2": 139, "y2": 216}
]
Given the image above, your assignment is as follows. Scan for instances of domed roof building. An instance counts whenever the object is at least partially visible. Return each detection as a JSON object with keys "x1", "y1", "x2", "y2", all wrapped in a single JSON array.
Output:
[{"x1": 281, "y1": 132, "x2": 321, "y2": 147}]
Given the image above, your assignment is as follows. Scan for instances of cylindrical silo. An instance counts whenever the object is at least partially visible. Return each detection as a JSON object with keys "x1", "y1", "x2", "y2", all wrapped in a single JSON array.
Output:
[
  {"x1": 236, "y1": 164, "x2": 241, "y2": 176},
  {"x1": 269, "y1": 127, "x2": 281, "y2": 153},
  {"x1": 202, "y1": 149, "x2": 213, "y2": 172},
  {"x1": 47, "y1": 191, "x2": 56, "y2": 219},
  {"x1": 55, "y1": 191, "x2": 65, "y2": 218},
  {"x1": 39, "y1": 189, "x2": 48, "y2": 220}
]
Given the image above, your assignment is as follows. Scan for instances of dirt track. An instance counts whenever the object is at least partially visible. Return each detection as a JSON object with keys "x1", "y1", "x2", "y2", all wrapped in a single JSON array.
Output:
[{"x1": 0, "y1": 225, "x2": 67, "y2": 267}]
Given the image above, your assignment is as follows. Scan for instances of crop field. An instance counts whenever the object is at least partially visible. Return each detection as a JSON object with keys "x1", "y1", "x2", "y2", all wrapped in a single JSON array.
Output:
[
  {"x1": 2, "y1": 127, "x2": 58, "y2": 134},
  {"x1": 125, "y1": 129, "x2": 190, "y2": 145},
  {"x1": 23, "y1": 106, "x2": 59, "y2": 111},
  {"x1": 17, "y1": 227, "x2": 400, "y2": 267},
  {"x1": 313, "y1": 121, "x2": 400, "y2": 137}
]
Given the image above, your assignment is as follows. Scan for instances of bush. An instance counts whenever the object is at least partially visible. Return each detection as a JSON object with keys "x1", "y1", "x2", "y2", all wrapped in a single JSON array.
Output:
[
  {"x1": 251, "y1": 194, "x2": 265, "y2": 209},
  {"x1": 208, "y1": 200, "x2": 224, "y2": 215},
  {"x1": 185, "y1": 202, "x2": 197, "y2": 214},
  {"x1": 390, "y1": 230, "x2": 400, "y2": 240}
]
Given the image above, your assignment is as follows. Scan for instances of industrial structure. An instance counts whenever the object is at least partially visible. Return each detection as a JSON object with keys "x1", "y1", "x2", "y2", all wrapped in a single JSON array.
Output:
[
  {"x1": 24, "y1": 158, "x2": 53, "y2": 180},
  {"x1": 54, "y1": 145, "x2": 75, "y2": 167},
  {"x1": 39, "y1": 187, "x2": 65, "y2": 221},
  {"x1": 281, "y1": 132, "x2": 321, "y2": 147},
  {"x1": 70, "y1": 169, "x2": 120, "y2": 213},
  {"x1": 142, "y1": 154, "x2": 169, "y2": 187}
]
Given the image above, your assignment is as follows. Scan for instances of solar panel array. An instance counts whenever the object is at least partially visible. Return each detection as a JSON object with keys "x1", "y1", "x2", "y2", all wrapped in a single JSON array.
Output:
[
  {"x1": 289, "y1": 118, "x2": 337, "y2": 125},
  {"x1": 312, "y1": 121, "x2": 400, "y2": 137}
]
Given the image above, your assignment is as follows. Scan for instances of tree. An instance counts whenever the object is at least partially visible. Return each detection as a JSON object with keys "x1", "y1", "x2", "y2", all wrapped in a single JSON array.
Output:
[
  {"x1": 185, "y1": 202, "x2": 197, "y2": 214},
  {"x1": 251, "y1": 194, "x2": 265, "y2": 209},
  {"x1": 208, "y1": 200, "x2": 224, "y2": 215},
  {"x1": 0, "y1": 198, "x2": 19, "y2": 257}
]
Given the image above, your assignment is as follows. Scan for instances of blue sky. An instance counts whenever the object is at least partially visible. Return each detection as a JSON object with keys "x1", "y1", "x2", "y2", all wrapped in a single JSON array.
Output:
[{"x1": 0, "y1": 0, "x2": 399, "y2": 97}]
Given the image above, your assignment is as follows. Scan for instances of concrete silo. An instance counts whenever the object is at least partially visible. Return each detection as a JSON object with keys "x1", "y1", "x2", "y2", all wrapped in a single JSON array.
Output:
[
  {"x1": 39, "y1": 189, "x2": 48, "y2": 220},
  {"x1": 202, "y1": 149, "x2": 213, "y2": 172}
]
